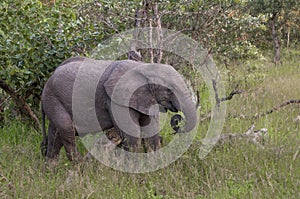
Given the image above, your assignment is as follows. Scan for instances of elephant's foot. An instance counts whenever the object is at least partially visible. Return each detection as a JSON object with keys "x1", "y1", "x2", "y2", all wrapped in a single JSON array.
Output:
[
  {"x1": 45, "y1": 156, "x2": 60, "y2": 167},
  {"x1": 84, "y1": 128, "x2": 122, "y2": 160},
  {"x1": 143, "y1": 135, "x2": 162, "y2": 152},
  {"x1": 122, "y1": 136, "x2": 143, "y2": 153},
  {"x1": 69, "y1": 151, "x2": 82, "y2": 162},
  {"x1": 106, "y1": 128, "x2": 122, "y2": 146},
  {"x1": 63, "y1": 144, "x2": 82, "y2": 162}
]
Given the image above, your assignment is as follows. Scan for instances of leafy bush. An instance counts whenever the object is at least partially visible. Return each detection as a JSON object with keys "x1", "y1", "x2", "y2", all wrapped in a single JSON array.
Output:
[{"x1": 0, "y1": 0, "x2": 106, "y2": 111}]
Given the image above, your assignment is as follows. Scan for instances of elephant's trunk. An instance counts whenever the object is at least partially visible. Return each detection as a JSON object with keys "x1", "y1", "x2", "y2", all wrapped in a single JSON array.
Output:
[
  {"x1": 173, "y1": 90, "x2": 198, "y2": 133},
  {"x1": 181, "y1": 98, "x2": 197, "y2": 133}
]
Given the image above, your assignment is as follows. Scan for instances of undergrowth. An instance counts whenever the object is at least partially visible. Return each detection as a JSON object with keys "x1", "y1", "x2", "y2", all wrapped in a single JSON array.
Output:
[{"x1": 0, "y1": 54, "x2": 299, "y2": 198}]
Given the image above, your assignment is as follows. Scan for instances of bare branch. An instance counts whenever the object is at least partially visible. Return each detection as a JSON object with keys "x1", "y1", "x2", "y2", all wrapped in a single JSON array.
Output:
[
  {"x1": 257, "y1": 100, "x2": 300, "y2": 118},
  {"x1": 162, "y1": 28, "x2": 193, "y2": 46},
  {"x1": 231, "y1": 99, "x2": 300, "y2": 119},
  {"x1": 0, "y1": 79, "x2": 40, "y2": 130},
  {"x1": 212, "y1": 79, "x2": 243, "y2": 107},
  {"x1": 220, "y1": 90, "x2": 244, "y2": 102}
]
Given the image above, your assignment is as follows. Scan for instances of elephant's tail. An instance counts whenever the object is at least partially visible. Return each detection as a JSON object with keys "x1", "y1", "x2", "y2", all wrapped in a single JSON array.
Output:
[{"x1": 41, "y1": 106, "x2": 48, "y2": 156}]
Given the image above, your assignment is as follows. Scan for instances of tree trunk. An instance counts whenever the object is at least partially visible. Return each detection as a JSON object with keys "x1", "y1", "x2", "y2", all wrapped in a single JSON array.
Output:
[
  {"x1": 0, "y1": 79, "x2": 40, "y2": 130},
  {"x1": 270, "y1": 15, "x2": 281, "y2": 65},
  {"x1": 0, "y1": 96, "x2": 4, "y2": 124},
  {"x1": 153, "y1": 3, "x2": 163, "y2": 64},
  {"x1": 286, "y1": 27, "x2": 290, "y2": 49}
]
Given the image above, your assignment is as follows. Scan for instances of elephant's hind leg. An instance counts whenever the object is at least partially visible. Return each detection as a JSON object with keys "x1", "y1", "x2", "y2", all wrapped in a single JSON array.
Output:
[
  {"x1": 46, "y1": 122, "x2": 63, "y2": 159},
  {"x1": 49, "y1": 104, "x2": 81, "y2": 161},
  {"x1": 58, "y1": 121, "x2": 81, "y2": 161}
]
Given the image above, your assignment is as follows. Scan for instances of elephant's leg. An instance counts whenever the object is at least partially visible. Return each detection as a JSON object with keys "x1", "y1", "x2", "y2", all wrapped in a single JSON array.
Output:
[
  {"x1": 59, "y1": 126, "x2": 81, "y2": 161},
  {"x1": 106, "y1": 128, "x2": 122, "y2": 146},
  {"x1": 49, "y1": 104, "x2": 81, "y2": 161},
  {"x1": 108, "y1": 106, "x2": 142, "y2": 152},
  {"x1": 140, "y1": 115, "x2": 161, "y2": 152},
  {"x1": 143, "y1": 135, "x2": 162, "y2": 152},
  {"x1": 111, "y1": 124, "x2": 142, "y2": 153},
  {"x1": 122, "y1": 134, "x2": 142, "y2": 152},
  {"x1": 46, "y1": 122, "x2": 63, "y2": 159}
]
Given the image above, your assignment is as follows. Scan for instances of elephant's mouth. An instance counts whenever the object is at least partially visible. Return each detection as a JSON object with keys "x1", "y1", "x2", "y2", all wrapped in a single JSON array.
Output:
[
  {"x1": 159, "y1": 101, "x2": 178, "y2": 113},
  {"x1": 159, "y1": 105, "x2": 168, "y2": 113},
  {"x1": 168, "y1": 101, "x2": 179, "y2": 112}
]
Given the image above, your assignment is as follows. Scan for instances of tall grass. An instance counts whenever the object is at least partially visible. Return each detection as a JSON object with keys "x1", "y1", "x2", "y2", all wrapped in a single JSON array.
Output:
[{"x1": 1, "y1": 55, "x2": 299, "y2": 198}]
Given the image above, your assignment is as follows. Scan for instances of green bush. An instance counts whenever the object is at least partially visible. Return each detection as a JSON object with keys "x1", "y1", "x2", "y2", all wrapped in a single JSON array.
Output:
[{"x1": 0, "y1": 0, "x2": 105, "y2": 110}]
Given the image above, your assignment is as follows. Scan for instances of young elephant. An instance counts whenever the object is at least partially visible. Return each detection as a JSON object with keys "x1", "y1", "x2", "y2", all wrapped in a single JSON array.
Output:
[{"x1": 41, "y1": 57, "x2": 197, "y2": 161}]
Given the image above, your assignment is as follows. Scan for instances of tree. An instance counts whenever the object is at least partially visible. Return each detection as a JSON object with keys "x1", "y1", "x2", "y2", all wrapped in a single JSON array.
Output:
[{"x1": 247, "y1": 0, "x2": 300, "y2": 64}]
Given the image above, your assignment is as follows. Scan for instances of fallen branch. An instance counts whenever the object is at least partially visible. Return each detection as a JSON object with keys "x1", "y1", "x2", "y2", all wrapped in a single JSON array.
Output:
[
  {"x1": 212, "y1": 79, "x2": 243, "y2": 106},
  {"x1": 231, "y1": 99, "x2": 300, "y2": 119},
  {"x1": 216, "y1": 125, "x2": 268, "y2": 148},
  {"x1": 256, "y1": 100, "x2": 300, "y2": 118},
  {"x1": 0, "y1": 79, "x2": 40, "y2": 131},
  {"x1": 220, "y1": 90, "x2": 243, "y2": 102}
]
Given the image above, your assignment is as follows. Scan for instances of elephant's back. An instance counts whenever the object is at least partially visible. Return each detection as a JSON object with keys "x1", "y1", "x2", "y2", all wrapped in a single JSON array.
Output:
[{"x1": 43, "y1": 58, "x2": 113, "y2": 116}]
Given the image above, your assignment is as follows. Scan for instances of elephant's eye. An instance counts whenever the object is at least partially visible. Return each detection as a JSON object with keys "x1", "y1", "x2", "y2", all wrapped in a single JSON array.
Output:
[{"x1": 167, "y1": 88, "x2": 173, "y2": 93}]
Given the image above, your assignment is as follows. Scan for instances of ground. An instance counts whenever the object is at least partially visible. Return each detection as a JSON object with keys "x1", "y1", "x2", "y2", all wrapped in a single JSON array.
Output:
[{"x1": 0, "y1": 52, "x2": 299, "y2": 198}]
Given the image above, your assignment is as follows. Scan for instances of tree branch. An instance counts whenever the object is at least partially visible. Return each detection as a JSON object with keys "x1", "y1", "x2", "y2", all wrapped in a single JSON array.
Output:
[
  {"x1": 0, "y1": 79, "x2": 40, "y2": 131},
  {"x1": 220, "y1": 90, "x2": 244, "y2": 102},
  {"x1": 256, "y1": 100, "x2": 300, "y2": 118},
  {"x1": 212, "y1": 79, "x2": 243, "y2": 107},
  {"x1": 231, "y1": 99, "x2": 300, "y2": 119}
]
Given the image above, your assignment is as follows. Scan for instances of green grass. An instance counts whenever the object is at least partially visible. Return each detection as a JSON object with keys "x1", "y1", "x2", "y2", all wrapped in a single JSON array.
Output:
[{"x1": 1, "y1": 53, "x2": 300, "y2": 198}]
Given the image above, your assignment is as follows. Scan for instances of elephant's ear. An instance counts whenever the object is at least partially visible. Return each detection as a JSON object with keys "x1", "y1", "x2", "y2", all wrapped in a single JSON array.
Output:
[{"x1": 104, "y1": 66, "x2": 159, "y2": 116}]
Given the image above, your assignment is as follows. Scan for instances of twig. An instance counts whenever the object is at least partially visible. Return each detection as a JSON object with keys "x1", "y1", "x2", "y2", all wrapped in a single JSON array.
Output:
[
  {"x1": 0, "y1": 79, "x2": 40, "y2": 130},
  {"x1": 0, "y1": 95, "x2": 11, "y2": 107},
  {"x1": 260, "y1": 100, "x2": 300, "y2": 117},
  {"x1": 220, "y1": 90, "x2": 243, "y2": 102},
  {"x1": 195, "y1": 90, "x2": 200, "y2": 108},
  {"x1": 212, "y1": 79, "x2": 243, "y2": 107},
  {"x1": 231, "y1": 99, "x2": 300, "y2": 119},
  {"x1": 162, "y1": 28, "x2": 193, "y2": 46},
  {"x1": 148, "y1": 18, "x2": 154, "y2": 63}
]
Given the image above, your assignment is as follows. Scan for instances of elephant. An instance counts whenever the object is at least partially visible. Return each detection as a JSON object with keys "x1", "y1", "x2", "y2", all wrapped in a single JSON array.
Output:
[{"x1": 41, "y1": 57, "x2": 198, "y2": 161}]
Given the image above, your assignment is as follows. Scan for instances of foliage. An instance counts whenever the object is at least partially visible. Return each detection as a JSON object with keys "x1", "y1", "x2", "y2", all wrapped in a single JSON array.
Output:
[
  {"x1": 158, "y1": 1, "x2": 264, "y2": 63},
  {"x1": 0, "y1": 0, "x2": 299, "y2": 122},
  {"x1": 247, "y1": 0, "x2": 300, "y2": 48},
  {"x1": 0, "y1": 0, "x2": 105, "y2": 109},
  {"x1": 77, "y1": 0, "x2": 139, "y2": 35}
]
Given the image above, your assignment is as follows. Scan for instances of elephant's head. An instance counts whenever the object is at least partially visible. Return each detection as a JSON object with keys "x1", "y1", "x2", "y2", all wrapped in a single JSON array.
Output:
[{"x1": 104, "y1": 61, "x2": 198, "y2": 133}]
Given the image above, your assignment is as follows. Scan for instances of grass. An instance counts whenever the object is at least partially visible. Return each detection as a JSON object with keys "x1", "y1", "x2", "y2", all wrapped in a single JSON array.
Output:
[{"x1": 1, "y1": 53, "x2": 300, "y2": 198}]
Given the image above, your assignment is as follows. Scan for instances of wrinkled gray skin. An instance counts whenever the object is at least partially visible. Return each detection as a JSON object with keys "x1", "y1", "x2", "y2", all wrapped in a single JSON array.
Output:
[{"x1": 41, "y1": 57, "x2": 197, "y2": 161}]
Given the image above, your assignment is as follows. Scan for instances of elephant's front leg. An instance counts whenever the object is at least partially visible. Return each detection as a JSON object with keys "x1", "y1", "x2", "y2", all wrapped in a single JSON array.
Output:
[
  {"x1": 122, "y1": 134, "x2": 142, "y2": 153},
  {"x1": 108, "y1": 105, "x2": 142, "y2": 153},
  {"x1": 140, "y1": 115, "x2": 161, "y2": 152}
]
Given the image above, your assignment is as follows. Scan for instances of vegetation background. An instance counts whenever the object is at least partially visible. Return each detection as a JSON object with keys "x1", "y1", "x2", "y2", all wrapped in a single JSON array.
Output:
[{"x1": 0, "y1": 0, "x2": 299, "y2": 198}]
